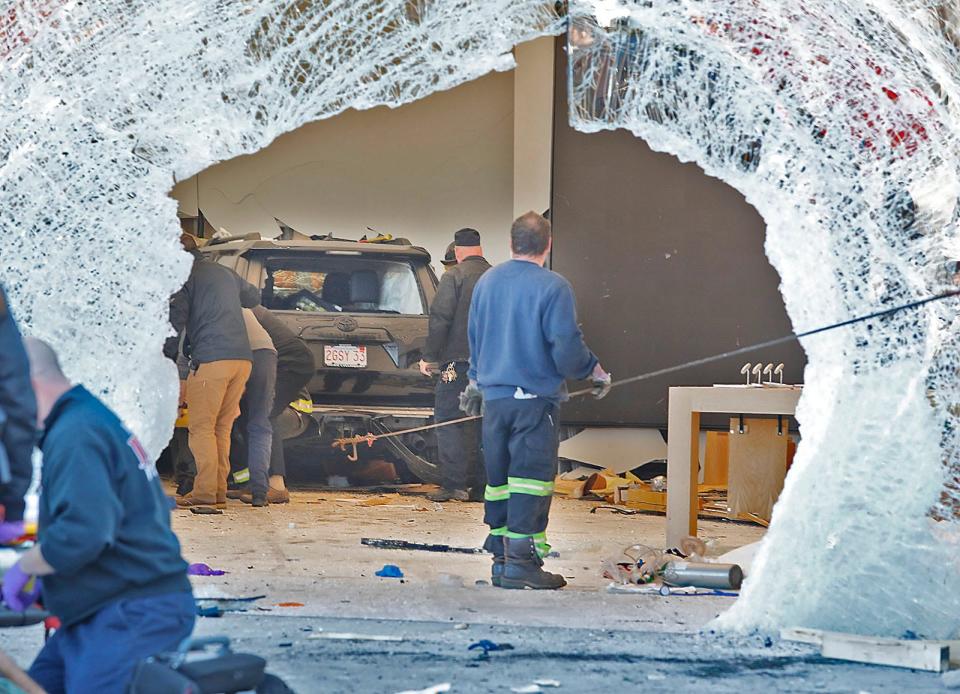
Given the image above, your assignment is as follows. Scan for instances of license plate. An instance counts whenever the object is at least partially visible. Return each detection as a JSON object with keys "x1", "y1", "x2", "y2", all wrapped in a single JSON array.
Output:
[{"x1": 324, "y1": 344, "x2": 367, "y2": 368}]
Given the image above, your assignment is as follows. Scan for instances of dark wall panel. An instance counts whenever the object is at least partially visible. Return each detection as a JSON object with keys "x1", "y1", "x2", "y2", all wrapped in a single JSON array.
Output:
[{"x1": 551, "y1": 39, "x2": 806, "y2": 427}]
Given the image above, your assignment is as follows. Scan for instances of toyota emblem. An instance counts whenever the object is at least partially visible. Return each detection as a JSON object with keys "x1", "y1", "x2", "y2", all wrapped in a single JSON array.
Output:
[{"x1": 335, "y1": 316, "x2": 358, "y2": 332}]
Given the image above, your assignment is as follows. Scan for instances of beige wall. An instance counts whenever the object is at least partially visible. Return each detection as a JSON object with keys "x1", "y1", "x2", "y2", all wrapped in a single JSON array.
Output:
[
  {"x1": 171, "y1": 39, "x2": 555, "y2": 270},
  {"x1": 513, "y1": 37, "x2": 555, "y2": 218}
]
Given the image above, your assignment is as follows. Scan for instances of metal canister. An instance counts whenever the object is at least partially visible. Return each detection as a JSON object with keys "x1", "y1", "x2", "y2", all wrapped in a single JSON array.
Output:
[{"x1": 661, "y1": 561, "x2": 743, "y2": 590}]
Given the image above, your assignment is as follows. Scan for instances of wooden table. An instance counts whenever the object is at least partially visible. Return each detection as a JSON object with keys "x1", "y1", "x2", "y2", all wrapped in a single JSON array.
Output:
[{"x1": 665, "y1": 385, "x2": 802, "y2": 546}]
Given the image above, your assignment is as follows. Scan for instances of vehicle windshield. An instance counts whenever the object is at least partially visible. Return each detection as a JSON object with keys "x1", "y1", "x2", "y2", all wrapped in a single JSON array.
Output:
[{"x1": 262, "y1": 255, "x2": 426, "y2": 315}]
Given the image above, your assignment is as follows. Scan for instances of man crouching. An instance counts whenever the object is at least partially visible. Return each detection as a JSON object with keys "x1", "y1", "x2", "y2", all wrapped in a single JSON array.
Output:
[{"x1": 3, "y1": 338, "x2": 194, "y2": 692}]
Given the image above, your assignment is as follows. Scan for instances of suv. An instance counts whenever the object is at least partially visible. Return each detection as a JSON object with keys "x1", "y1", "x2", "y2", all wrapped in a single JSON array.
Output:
[{"x1": 200, "y1": 233, "x2": 444, "y2": 484}]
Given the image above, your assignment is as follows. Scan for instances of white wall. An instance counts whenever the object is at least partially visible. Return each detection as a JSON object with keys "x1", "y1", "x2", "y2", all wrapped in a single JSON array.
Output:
[
  {"x1": 170, "y1": 39, "x2": 556, "y2": 271},
  {"x1": 171, "y1": 71, "x2": 516, "y2": 270}
]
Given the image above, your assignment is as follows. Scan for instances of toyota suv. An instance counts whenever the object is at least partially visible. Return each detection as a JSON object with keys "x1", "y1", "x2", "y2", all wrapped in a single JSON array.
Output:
[{"x1": 200, "y1": 233, "x2": 444, "y2": 484}]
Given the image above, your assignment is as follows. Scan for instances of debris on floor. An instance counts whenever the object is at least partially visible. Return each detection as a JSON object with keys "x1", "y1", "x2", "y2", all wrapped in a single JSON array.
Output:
[
  {"x1": 510, "y1": 678, "x2": 562, "y2": 692},
  {"x1": 309, "y1": 632, "x2": 405, "y2": 642},
  {"x1": 196, "y1": 604, "x2": 223, "y2": 618},
  {"x1": 781, "y1": 627, "x2": 954, "y2": 673},
  {"x1": 602, "y1": 537, "x2": 742, "y2": 592},
  {"x1": 394, "y1": 683, "x2": 451, "y2": 694},
  {"x1": 606, "y1": 583, "x2": 738, "y2": 597},
  {"x1": 469, "y1": 640, "x2": 515, "y2": 659},
  {"x1": 194, "y1": 595, "x2": 265, "y2": 613},
  {"x1": 375, "y1": 564, "x2": 405, "y2": 578},
  {"x1": 554, "y1": 464, "x2": 768, "y2": 527},
  {"x1": 362, "y1": 538, "x2": 485, "y2": 554},
  {"x1": 590, "y1": 505, "x2": 644, "y2": 516},
  {"x1": 188, "y1": 562, "x2": 228, "y2": 576}
]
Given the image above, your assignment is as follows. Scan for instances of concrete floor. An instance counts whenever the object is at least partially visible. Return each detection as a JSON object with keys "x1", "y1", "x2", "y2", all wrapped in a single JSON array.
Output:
[
  {"x1": 0, "y1": 489, "x2": 947, "y2": 691},
  {"x1": 175, "y1": 490, "x2": 765, "y2": 630}
]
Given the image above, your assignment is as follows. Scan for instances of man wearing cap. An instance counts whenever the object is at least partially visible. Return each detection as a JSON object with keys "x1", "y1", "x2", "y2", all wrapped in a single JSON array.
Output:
[
  {"x1": 439, "y1": 242, "x2": 458, "y2": 273},
  {"x1": 420, "y1": 228, "x2": 491, "y2": 502}
]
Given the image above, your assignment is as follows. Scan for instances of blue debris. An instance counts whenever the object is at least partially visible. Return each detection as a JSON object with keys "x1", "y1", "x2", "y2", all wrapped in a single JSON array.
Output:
[
  {"x1": 375, "y1": 564, "x2": 404, "y2": 578},
  {"x1": 196, "y1": 604, "x2": 223, "y2": 618},
  {"x1": 468, "y1": 639, "x2": 515, "y2": 659}
]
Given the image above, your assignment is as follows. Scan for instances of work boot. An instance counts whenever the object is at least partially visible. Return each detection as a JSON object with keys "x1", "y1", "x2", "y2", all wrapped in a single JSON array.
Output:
[
  {"x1": 176, "y1": 479, "x2": 194, "y2": 497},
  {"x1": 492, "y1": 556, "x2": 505, "y2": 587},
  {"x1": 226, "y1": 487, "x2": 248, "y2": 500},
  {"x1": 467, "y1": 486, "x2": 485, "y2": 502},
  {"x1": 500, "y1": 537, "x2": 566, "y2": 590},
  {"x1": 266, "y1": 487, "x2": 290, "y2": 504},
  {"x1": 427, "y1": 488, "x2": 469, "y2": 502},
  {"x1": 176, "y1": 494, "x2": 217, "y2": 509},
  {"x1": 484, "y1": 535, "x2": 505, "y2": 587},
  {"x1": 239, "y1": 492, "x2": 269, "y2": 507}
]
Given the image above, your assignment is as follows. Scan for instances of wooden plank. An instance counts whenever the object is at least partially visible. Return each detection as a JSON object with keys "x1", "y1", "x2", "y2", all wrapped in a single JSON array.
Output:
[
  {"x1": 687, "y1": 411, "x2": 700, "y2": 536},
  {"x1": 820, "y1": 632, "x2": 948, "y2": 672},
  {"x1": 703, "y1": 431, "x2": 729, "y2": 485},
  {"x1": 727, "y1": 417, "x2": 788, "y2": 520},
  {"x1": 782, "y1": 628, "x2": 949, "y2": 673},
  {"x1": 553, "y1": 478, "x2": 586, "y2": 498},
  {"x1": 742, "y1": 513, "x2": 770, "y2": 527}
]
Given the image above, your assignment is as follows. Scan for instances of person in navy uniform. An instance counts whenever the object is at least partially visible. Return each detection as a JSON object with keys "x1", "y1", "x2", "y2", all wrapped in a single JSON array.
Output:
[
  {"x1": 2, "y1": 338, "x2": 194, "y2": 693},
  {"x1": 465, "y1": 212, "x2": 611, "y2": 589}
]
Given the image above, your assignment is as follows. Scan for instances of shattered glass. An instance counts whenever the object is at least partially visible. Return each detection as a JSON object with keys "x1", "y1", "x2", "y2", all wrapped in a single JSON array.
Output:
[
  {"x1": 570, "y1": 1, "x2": 960, "y2": 637},
  {"x1": 4, "y1": 0, "x2": 960, "y2": 639},
  {"x1": 0, "y1": 1, "x2": 562, "y2": 457}
]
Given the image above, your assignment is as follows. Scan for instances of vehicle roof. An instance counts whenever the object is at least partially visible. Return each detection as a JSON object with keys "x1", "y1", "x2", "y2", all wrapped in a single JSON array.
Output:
[{"x1": 200, "y1": 238, "x2": 432, "y2": 260}]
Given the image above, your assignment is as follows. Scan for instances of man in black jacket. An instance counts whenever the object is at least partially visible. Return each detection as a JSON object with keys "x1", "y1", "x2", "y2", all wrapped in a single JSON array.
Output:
[
  {"x1": 0, "y1": 286, "x2": 36, "y2": 533},
  {"x1": 167, "y1": 252, "x2": 260, "y2": 508},
  {"x1": 4, "y1": 338, "x2": 194, "y2": 691},
  {"x1": 420, "y1": 228, "x2": 491, "y2": 501}
]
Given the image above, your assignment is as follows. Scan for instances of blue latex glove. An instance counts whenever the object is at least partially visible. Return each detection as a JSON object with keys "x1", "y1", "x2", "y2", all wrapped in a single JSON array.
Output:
[
  {"x1": 2, "y1": 562, "x2": 40, "y2": 611},
  {"x1": 0, "y1": 521, "x2": 24, "y2": 545}
]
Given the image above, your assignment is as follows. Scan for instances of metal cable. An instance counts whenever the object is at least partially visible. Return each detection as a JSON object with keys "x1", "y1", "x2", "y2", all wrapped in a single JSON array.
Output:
[{"x1": 333, "y1": 289, "x2": 960, "y2": 452}]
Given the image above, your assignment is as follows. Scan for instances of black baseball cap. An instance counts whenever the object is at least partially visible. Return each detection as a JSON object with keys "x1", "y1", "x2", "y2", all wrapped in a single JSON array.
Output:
[
  {"x1": 441, "y1": 242, "x2": 457, "y2": 266},
  {"x1": 454, "y1": 228, "x2": 481, "y2": 247}
]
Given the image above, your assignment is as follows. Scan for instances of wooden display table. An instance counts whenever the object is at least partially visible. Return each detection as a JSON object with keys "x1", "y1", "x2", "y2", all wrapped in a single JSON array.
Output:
[{"x1": 665, "y1": 385, "x2": 802, "y2": 546}]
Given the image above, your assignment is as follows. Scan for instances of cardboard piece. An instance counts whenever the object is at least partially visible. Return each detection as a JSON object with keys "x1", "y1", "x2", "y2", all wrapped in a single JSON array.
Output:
[
  {"x1": 558, "y1": 428, "x2": 667, "y2": 474},
  {"x1": 727, "y1": 417, "x2": 788, "y2": 520}
]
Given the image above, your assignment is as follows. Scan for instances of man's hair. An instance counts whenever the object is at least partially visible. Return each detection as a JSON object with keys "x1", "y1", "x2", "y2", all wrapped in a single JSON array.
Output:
[{"x1": 510, "y1": 212, "x2": 551, "y2": 257}]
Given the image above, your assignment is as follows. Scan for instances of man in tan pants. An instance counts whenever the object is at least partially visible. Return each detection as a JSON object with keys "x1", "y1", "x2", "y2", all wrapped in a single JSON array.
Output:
[
  {"x1": 185, "y1": 360, "x2": 252, "y2": 506},
  {"x1": 167, "y1": 246, "x2": 260, "y2": 508}
]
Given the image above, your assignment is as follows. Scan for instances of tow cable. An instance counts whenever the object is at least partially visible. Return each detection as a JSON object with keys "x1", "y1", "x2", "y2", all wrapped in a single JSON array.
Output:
[{"x1": 332, "y1": 288, "x2": 960, "y2": 460}]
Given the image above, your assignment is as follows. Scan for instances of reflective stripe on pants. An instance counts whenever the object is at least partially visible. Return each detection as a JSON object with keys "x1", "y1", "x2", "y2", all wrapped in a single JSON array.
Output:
[{"x1": 482, "y1": 397, "x2": 559, "y2": 558}]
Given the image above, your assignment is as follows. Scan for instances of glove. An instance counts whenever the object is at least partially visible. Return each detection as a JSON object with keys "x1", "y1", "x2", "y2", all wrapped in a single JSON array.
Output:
[
  {"x1": 0, "y1": 521, "x2": 25, "y2": 545},
  {"x1": 458, "y1": 383, "x2": 483, "y2": 417},
  {"x1": 2, "y1": 562, "x2": 40, "y2": 612},
  {"x1": 591, "y1": 365, "x2": 612, "y2": 400}
]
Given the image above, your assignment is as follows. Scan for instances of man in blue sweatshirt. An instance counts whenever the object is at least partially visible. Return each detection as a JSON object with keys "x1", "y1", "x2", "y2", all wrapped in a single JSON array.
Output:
[
  {"x1": 2, "y1": 338, "x2": 195, "y2": 692},
  {"x1": 466, "y1": 212, "x2": 611, "y2": 589}
]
